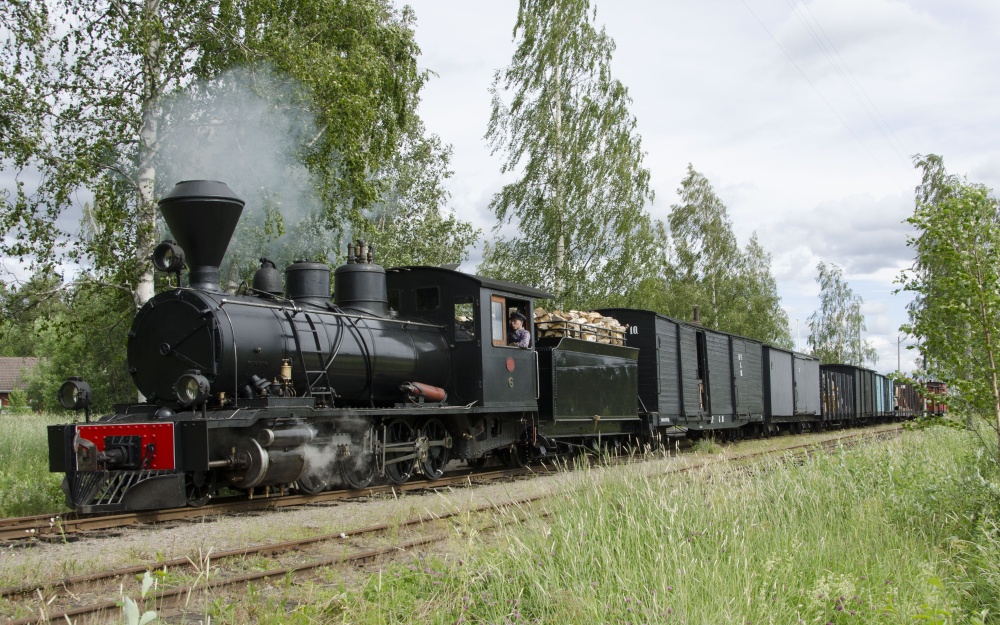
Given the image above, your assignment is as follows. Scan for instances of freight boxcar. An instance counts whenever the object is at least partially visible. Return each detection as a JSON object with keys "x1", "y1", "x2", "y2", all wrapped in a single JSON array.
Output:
[
  {"x1": 924, "y1": 381, "x2": 947, "y2": 415},
  {"x1": 762, "y1": 347, "x2": 821, "y2": 429},
  {"x1": 820, "y1": 364, "x2": 860, "y2": 423},
  {"x1": 895, "y1": 380, "x2": 922, "y2": 418},
  {"x1": 597, "y1": 310, "x2": 764, "y2": 433}
]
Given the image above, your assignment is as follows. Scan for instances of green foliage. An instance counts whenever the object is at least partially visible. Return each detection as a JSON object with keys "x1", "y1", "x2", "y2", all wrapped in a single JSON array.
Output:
[
  {"x1": 0, "y1": 0, "x2": 427, "y2": 305},
  {"x1": 690, "y1": 436, "x2": 723, "y2": 454},
  {"x1": 5, "y1": 389, "x2": 29, "y2": 413},
  {"x1": 903, "y1": 413, "x2": 968, "y2": 432},
  {"x1": 807, "y1": 261, "x2": 878, "y2": 365},
  {"x1": 120, "y1": 571, "x2": 157, "y2": 625},
  {"x1": 0, "y1": 269, "x2": 66, "y2": 357},
  {"x1": 199, "y1": 0, "x2": 423, "y2": 214},
  {"x1": 480, "y1": 0, "x2": 660, "y2": 309},
  {"x1": 669, "y1": 164, "x2": 742, "y2": 322},
  {"x1": 665, "y1": 165, "x2": 793, "y2": 346},
  {"x1": 358, "y1": 117, "x2": 480, "y2": 269},
  {"x1": 1, "y1": 271, "x2": 133, "y2": 412},
  {"x1": 898, "y1": 154, "x2": 1000, "y2": 453},
  {"x1": 28, "y1": 281, "x2": 134, "y2": 412}
]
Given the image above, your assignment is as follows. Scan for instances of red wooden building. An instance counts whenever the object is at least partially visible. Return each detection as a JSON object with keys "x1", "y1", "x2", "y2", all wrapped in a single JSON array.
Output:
[{"x1": 0, "y1": 357, "x2": 40, "y2": 409}]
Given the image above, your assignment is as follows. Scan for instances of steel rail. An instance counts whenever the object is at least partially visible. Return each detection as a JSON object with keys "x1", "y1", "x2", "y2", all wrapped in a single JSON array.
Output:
[
  {"x1": 0, "y1": 426, "x2": 899, "y2": 542},
  {"x1": 0, "y1": 465, "x2": 543, "y2": 543}
]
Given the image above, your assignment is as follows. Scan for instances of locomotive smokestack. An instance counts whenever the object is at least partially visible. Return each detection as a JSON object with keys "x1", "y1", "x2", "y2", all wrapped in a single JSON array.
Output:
[{"x1": 158, "y1": 180, "x2": 245, "y2": 292}]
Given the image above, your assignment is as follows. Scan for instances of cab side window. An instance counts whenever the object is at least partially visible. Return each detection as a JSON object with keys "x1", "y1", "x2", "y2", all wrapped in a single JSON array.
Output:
[
  {"x1": 491, "y1": 295, "x2": 532, "y2": 348},
  {"x1": 416, "y1": 287, "x2": 439, "y2": 311},
  {"x1": 491, "y1": 296, "x2": 506, "y2": 347},
  {"x1": 454, "y1": 297, "x2": 475, "y2": 342}
]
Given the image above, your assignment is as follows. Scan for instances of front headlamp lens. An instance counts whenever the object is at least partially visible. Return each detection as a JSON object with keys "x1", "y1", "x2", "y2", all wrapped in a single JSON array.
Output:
[
  {"x1": 152, "y1": 240, "x2": 185, "y2": 273},
  {"x1": 175, "y1": 371, "x2": 209, "y2": 406},
  {"x1": 58, "y1": 378, "x2": 91, "y2": 410}
]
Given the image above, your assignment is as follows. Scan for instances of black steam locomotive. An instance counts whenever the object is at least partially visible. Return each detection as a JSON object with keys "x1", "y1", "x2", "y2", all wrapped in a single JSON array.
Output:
[{"x1": 47, "y1": 180, "x2": 923, "y2": 513}]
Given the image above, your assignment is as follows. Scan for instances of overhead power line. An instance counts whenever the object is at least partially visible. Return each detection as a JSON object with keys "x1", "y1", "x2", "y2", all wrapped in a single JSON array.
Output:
[
  {"x1": 786, "y1": 0, "x2": 909, "y2": 165},
  {"x1": 738, "y1": 0, "x2": 901, "y2": 183}
]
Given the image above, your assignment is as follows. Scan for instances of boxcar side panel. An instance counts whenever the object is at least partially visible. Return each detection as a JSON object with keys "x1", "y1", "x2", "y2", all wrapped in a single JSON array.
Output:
[
  {"x1": 732, "y1": 338, "x2": 764, "y2": 419},
  {"x1": 766, "y1": 348, "x2": 794, "y2": 418},
  {"x1": 860, "y1": 369, "x2": 875, "y2": 419},
  {"x1": 793, "y1": 355, "x2": 822, "y2": 416},
  {"x1": 655, "y1": 316, "x2": 682, "y2": 420},
  {"x1": 705, "y1": 330, "x2": 733, "y2": 417}
]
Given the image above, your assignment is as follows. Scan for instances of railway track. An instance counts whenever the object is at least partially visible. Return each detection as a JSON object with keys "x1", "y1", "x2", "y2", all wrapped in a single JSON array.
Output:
[
  {"x1": 0, "y1": 464, "x2": 543, "y2": 543},
  {"x1": 0, "y1": 425, "x2": 900, "y2": 544},
  {"x1": 0, "y1": 426, "x2": 901, "y2": 624}
]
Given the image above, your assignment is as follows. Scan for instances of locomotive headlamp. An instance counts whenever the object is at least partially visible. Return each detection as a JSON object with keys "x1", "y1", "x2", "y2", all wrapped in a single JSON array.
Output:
[
  {"x1": 58, "y1": 377, "x2": 92, "y2": 411},
  {"x1": 152, "y1": 240, "x2": 185, "y2": 274},
  {"x1": 175, "y1": 370, "x2": 210, "y2": 406}
]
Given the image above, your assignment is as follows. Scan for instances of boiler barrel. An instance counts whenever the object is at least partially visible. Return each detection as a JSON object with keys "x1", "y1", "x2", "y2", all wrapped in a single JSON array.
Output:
[{"x1": 128, "y1": 290, "x2": 451, "y2": 407}]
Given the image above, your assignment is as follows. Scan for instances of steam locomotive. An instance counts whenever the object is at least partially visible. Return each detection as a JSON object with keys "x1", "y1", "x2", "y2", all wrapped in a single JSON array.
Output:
[{"x1": 47, "y1": 180, "x2": 925, "y2": 513}]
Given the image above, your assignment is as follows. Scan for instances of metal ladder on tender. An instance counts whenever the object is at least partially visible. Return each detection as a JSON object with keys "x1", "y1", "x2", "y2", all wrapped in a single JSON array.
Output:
[{"x1": 286, "y1": 311, "x2": 336, "y2": 404}]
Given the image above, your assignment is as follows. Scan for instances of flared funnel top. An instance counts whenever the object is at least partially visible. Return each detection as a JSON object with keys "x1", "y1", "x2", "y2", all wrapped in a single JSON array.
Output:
[{"x1": 158, "y1": 180, "x2": 245, "y2": 291}]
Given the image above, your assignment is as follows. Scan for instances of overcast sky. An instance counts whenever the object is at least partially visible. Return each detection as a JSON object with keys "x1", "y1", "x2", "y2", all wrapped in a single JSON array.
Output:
[{"x1": 401, "y1": 0, "x2": 1000, "y2": 375}]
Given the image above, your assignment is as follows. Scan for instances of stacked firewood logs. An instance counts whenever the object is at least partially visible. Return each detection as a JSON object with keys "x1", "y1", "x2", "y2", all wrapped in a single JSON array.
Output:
[{"x1": 533, "y1": 308, "x2": 627, "y2": 345}]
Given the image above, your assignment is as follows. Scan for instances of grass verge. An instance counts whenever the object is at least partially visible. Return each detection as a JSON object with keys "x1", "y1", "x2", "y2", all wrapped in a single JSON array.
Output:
[
  {"x1": 324, "y1": 426, "x2": 999, "y2": 625},
  {"x1": 0, "y1": 412, "x2": 71, "y2": 517}
]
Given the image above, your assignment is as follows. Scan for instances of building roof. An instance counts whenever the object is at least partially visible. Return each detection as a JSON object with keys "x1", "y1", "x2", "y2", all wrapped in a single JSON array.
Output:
[{"x1": 0, "y1": 357, "x2": 41, "y2": 392}]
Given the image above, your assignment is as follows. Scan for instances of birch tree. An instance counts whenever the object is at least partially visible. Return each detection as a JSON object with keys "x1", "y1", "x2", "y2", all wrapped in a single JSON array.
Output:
[
  {"x1": 359, "y1": 117, "x2": 480, "y2": 269},
  {"x1": 668, "y1": 164, "x2": 742, "y2": 328},
  {"x1": 0, "y1": 0, "x2": 423, "y2": 307},
  {"x1": 666, "y1": 167, "x2": 792, "y2": 344},
  {"x1": 480, "y1": 0, "x2": 658, "y2": 308},
  {"x1": 899, "y1": 154, "x2": 1000, "y2": 452},
  {"x1": 807, "y1": 261, "x2": 877, "y2": 366},
  {"x1": 733, "y1": 234, "x2": 793, "y2": 347}
]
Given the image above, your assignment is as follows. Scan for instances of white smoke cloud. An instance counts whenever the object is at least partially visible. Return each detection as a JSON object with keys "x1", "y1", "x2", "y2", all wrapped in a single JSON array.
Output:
[{"x1": 155, "y1": 66, "x2": 345, "y2": 283}]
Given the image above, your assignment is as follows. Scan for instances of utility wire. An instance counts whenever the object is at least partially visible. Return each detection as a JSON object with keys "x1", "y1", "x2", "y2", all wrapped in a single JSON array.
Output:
[
  {"x1": 738, "y1": 0, "x2": 900, "y2": 184},
  {"x1": 787, "y1": 0, "x2": 909, "y2": 165}
]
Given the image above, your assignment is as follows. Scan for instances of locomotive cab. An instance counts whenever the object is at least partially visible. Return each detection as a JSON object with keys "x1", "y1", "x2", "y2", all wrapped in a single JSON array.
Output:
[{"x1": 386, "y1": 267, "x2": 551, "y2": 410}]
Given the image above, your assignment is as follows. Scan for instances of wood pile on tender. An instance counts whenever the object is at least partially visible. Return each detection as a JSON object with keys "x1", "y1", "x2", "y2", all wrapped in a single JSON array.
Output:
[{"x1": 533, "y1": 308, "x2": 627, "y2": 345}]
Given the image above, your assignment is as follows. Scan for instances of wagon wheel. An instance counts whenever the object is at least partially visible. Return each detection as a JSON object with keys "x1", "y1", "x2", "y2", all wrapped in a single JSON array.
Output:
[
  {"x1": 340, "y1": 450, "x2": 376, "y2": 490},
  {"x1": 500, "y1": 443, "x2": 529, "y2": 468},
  {"x1": 382, "y1": 420, "x2": 416, "y2": 484},
  {"x1": 185, "y1": 470, "x2": 216, "y2": 507},
  {"x1": 418, "y1": 418, "x2": 451, "y2": 481}
]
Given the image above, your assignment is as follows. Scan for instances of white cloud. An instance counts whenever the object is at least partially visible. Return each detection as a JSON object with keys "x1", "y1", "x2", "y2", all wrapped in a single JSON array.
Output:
[{"x1": 404, "y1": 0, "x2": 1000, "y2": 374}]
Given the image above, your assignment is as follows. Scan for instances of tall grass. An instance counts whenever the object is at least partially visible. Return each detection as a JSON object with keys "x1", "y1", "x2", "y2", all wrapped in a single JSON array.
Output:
[
  {"x1": 0, "y1": 412, "x2": 71, "y2": 517},
  {"x1": 338, "y1": 427, "x2": 1000, "y2": 624}
]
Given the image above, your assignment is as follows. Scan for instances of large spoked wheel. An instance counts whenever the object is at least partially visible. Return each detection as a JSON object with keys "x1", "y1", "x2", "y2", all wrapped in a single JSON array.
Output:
[
  {"x1": 340, "y1": 451, "x2": 376, "y2": 490},
  {"x1": 382, "y1": 420, "x2": 416, "y2": 484},
  {"x1": 295, "y1": 472, "x2": 329, "y2": 496},
  {"x1": 419, "y1": 418, "x2": 452, "y2": 481},
  {"x1": 185, "y1": 470, "x2": 215, "y2": 507}
]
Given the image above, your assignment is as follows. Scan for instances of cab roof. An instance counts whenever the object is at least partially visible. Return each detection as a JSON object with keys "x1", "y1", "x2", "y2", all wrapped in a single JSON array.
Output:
[{"x1": 387, "y1": 266, "x2": 554, "y2": 300}]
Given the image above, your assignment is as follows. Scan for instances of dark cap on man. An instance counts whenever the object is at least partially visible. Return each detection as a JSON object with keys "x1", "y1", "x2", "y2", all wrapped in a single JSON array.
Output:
[{"x1": 510, "y1": 311, "x2": 527, "y2": 322}]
